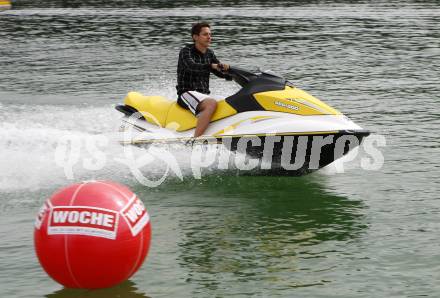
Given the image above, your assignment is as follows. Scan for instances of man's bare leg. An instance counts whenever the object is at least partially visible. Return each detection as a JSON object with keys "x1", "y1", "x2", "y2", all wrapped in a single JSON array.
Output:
[{"x1": 194, "y1": 98, "x2": 217, "y2": 137}]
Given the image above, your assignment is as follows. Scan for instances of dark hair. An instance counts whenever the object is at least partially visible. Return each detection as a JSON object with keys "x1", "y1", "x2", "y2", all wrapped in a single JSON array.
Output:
[{"x1": 191, "y1": 22, "x2": 210, "y2": 39}]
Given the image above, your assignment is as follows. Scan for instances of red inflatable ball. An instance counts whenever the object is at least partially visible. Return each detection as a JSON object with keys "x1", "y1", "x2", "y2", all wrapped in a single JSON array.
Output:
[{"x1": 34, "y1": 180, "x2": 151, "y2": 289}]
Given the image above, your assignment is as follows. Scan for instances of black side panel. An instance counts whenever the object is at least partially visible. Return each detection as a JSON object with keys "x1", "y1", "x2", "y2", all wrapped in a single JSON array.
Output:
[
  {"x1": 226, "y1": 75, "x2": 286, "y2": 112},
  {"x1": 225, "y1": 92, "x2": 265, "y2": 112}
]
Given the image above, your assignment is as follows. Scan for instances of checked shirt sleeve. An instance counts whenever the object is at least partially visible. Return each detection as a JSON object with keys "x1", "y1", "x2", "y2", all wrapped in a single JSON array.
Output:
[{"x1": 180, "y1": 47, "x2": 211, "y2": 73}]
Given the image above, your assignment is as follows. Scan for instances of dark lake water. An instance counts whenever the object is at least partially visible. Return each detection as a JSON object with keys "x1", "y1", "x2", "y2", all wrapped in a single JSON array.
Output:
[{"x1": 0, "y1": 1, "x2": 439, "y2": 297}]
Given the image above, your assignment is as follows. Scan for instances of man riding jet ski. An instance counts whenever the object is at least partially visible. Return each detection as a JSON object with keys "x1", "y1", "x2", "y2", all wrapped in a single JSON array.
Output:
[
  {"x1": 115, "y1": 65, "x2": 370, "y2": 176},
  {"x1": 115, "y1": 22, "x2": 369, "y2": 176}
]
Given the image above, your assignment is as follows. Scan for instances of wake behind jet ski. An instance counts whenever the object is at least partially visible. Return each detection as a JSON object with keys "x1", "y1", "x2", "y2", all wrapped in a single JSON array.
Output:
[{"x1": 116, "y1": 66, "x2": 370, "y2": 176}]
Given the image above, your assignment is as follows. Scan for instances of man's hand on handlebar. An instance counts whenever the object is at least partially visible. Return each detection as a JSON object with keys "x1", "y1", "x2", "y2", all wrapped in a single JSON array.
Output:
[
  {"x1": 211, "y1": 63, "x2": 230, "y2": 73},
  {"x1": 218, "y1": 63, "x2": 230, "y2": 72}
]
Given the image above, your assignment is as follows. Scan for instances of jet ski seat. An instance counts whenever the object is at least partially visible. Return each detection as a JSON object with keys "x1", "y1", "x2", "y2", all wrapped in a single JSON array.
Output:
[{"x1": 123, "y1": 92, "x2": 237, "y2": 131}]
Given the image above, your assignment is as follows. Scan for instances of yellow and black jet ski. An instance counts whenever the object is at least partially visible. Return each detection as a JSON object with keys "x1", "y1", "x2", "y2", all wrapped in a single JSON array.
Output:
[{"x1": 116, "y1": 66, "x2": 370, "y2": 175}]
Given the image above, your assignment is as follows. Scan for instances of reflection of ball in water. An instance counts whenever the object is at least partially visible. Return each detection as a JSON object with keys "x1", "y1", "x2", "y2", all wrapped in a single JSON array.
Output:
[{"x1": 34, "y1": 181, "x2": 151, "y2": 289}]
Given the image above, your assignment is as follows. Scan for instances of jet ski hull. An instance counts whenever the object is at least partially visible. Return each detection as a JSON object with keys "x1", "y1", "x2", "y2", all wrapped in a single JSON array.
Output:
[{"x1": 126, "y1": 130, "x2": 370, "y2": 176}]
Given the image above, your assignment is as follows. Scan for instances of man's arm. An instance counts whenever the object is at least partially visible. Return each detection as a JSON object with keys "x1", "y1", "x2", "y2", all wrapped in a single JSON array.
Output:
[
  {"x1": 211, "y1": 52, "x2": 232, "y2": 80},
  {"x1": 180, "y1": 47, "x2": 211, "y2": 73}
]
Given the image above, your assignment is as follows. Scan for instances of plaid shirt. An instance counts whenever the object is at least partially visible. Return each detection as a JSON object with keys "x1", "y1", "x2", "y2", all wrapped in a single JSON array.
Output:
[{"x1": 176, "y1": 44, "x2": 229, "y2": 96}]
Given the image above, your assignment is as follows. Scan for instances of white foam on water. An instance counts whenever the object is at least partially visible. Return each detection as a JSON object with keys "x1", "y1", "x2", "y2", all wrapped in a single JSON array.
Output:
[{"x1": 0, "y1": 103, "x2": 196, "y2": 192}]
